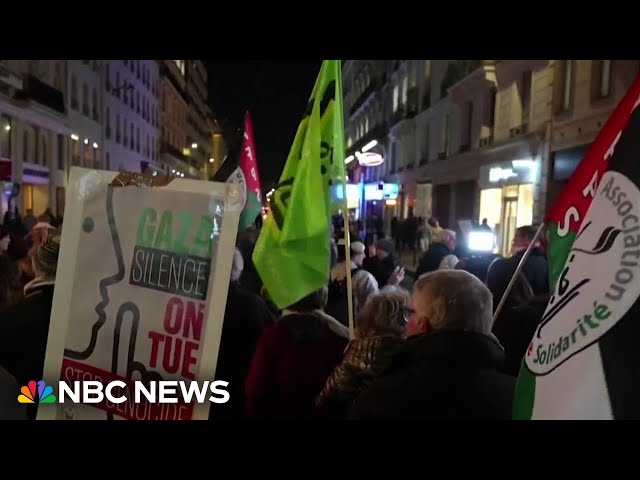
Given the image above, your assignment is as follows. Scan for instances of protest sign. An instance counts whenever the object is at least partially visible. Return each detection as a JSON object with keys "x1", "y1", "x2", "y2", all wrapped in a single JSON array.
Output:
[{"x1": 38, "y1": 168, "x2": 242, "y2": 420}]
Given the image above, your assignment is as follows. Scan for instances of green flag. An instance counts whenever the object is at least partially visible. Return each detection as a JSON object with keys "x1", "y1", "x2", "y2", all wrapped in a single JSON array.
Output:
[{"x1": 253, "y1": 60, "x2": 346, "y2": 309}]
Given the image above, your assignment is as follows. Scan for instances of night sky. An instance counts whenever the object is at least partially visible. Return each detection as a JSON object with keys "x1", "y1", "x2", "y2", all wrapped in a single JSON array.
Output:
[{"x1": 206, "y1": 60, "x2": 322, "y2": 188}]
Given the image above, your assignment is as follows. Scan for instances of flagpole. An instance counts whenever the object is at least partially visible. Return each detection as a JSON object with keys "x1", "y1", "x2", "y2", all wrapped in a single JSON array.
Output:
[
  {"x1": 342, "y1": 196, "x2": 356, "y2": 340},
  {"x1": 492, "y1": 222, "x2": 545, "y2": 325}
]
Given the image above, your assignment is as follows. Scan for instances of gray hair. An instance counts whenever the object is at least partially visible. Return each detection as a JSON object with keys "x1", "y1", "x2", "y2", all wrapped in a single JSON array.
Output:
[
  {"x1": 231, "y1": 248, "x2": 244, "y2": 282},
  {"x1": 357, "y1": 289, "x2": 409, "y2": 338},
  {"x1": 413, "y1": 270, "x2": 493, "y2": 334},
  {"x1": 352, "y1": 269, "x2": 378, "y2": 317},
  {"x1": 437, "y1": 229, "x2": 456, "y2": 244}
]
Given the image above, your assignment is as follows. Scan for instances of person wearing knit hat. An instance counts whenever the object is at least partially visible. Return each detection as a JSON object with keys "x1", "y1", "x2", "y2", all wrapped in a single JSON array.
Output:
[{"x1": 0, "y1": 234, "x2": 60, "y2": 420}]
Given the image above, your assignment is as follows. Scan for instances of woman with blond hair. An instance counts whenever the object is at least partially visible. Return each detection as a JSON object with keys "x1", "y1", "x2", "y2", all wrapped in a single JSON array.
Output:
[{"x1": 316, "y1": 289, "x2": 409, "y2": 418}]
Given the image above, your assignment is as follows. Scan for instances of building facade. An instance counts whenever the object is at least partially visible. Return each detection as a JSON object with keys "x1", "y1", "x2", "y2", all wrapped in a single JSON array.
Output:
[
  {"x1": 343, "y1": 59, "x2": 639, "y2": 256},
  {"x1": 103, "y1": 60, "x2": 161, "y2": 177},
  {"x1": 547, "y1": 60, "x2": 640, "y2": 208},
  {"x1": 1, "y1": 60, "x2": 222, "y2": 222},
  {"x1": 185, "y1": 60, "x2": 214, "y2": 180},
  {"x1": 0, "y1": 60, "x2": 69, "y2": 218}
]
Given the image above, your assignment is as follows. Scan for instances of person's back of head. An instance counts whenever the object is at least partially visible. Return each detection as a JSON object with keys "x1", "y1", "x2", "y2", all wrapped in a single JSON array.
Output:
[
  {"x1": 437, "y1": 229, "x2": 457, "y2": 250},
  {"x1": 357, "y1": 290, "x2": 409, "y2": 338},
  {"x1": 409, "y1": 270, "x2": 493, "y2": 336},
  {"x1": 32, "y1": 235, "x2": 61, "y2": 281}
]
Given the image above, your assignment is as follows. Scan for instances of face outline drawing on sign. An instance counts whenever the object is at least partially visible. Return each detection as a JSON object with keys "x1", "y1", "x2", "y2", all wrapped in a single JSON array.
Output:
[
  {"x1": 64, "y1": 186, "x2": 165, "y2": 419},
  {"x1": 526, "y1": 170, "x2": 640, "y2": 376}
]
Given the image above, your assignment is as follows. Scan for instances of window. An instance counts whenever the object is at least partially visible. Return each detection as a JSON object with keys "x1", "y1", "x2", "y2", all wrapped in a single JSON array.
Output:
[
  {"x1": 130, "y1": 61, "x2": 135, "y2": 74},
  {"x1": 521, "y1": 70, "x2": 532, "y2": 125},
  {"x1": 489, "y1": 87, "x2": 497, "y2": 127},
  {"x1": 115, "y1": 72, "x2": 121, "y2": 98},
  {"x1": 93, "y1": 145, "x2": 99, "y2": 168},
  {"x1": 593, "y1": 60, "x2": 612, "y2": 99},
  {"x1": 71, "y1": 76, "x2": 78, "y2": 110},
  {"x1": 130, "y1": 124, "x2": 134, "y2": 150},
  {"x1": 130, "y1": 91, "x2": 134, "y2": 109},
  {"x1": 464, "y1": 101, "x2": 473, "y2": 147},
  {"x1": 106, "y1": 107, "x2": 111, "y2": 139},
  {"x1": 120, "y1": 116, "x2": 125, "y2": 144},
  {"x1": 393, "y1": 84, "x2": 399, "y2": 112},
  {"x1": 136, "y1": 91, "x2": 140, "y2": 114},
  {"x1": 409, "y1": 63, "x2": 417, "y2": 88},
  {"x1": 83, "y1": 142, "x2": 92, "y2": 168},
  {"x1": 105, "y1": 62, "x2": 111, "y2": 90},
  {"x1": 173, "y1": 60, "x2": 185, "y2": 76},
  {"x1": 401, "y1": 75, "x2": 408, "y2": 106},
  {"x1": 151, "y1": 135, "x2": 155, "y2": 161},
  {"x1": 82, "y1": 83, "x2": 89, "y2": 115},
  {"x1": 124, "y1": 60, "x2": 128, "y2": 67},
  {"x1": 54, "y1": 62, "x2": 62, "y2": 91},
  {"x1": 559, "y1": 60, "x2": 574, "y2": 112},
  {"x1": 364, "y1": 115, "x2": 369, "y2": 134},
  {"x1": 422, "y1": 124, "x2": 430, "y2": 162},
  {"x1": 106, "y1": 151, "x2": 110, "y2": 170},
  {"x1": 0, "y1": 114, "x2": 11, "y2": 159},
  {"x1": 71, "y1": 137, "x2": 79, "y2": 166},
  {"x1": 57, "y1": 134, "x2": 64, "y2": 170},
  {"x1": 23, "y1": 130, "x2": 29, "y2": 162},
  {"x1": 441, "y1": 114, "x2": 450, "y2": 156},
  {"x1": 136, "y1": 127, "x2": 140, "y2": 153},
  {"x1": 136, "y1": 60, "x2": 141, "y2": 79},
  {"x1": 40, "y1": 135, "x2": 47, "y2": 166},
  {"x1": 92, "y1": 88, "x2": 99, "y2": 121}
]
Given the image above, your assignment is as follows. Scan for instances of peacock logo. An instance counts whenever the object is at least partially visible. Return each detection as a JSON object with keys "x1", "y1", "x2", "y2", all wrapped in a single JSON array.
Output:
[{"x1": 18, "y1": 380, "x2": 57, "y2": 404}]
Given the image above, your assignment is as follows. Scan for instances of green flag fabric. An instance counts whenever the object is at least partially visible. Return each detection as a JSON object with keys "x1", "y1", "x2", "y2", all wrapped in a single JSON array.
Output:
[{"x1": 252, "y1": 60, "x2": 346, "y2": 309}]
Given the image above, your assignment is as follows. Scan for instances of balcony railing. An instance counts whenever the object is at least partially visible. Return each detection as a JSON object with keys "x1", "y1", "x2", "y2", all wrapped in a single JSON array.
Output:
[{"x1": 441, "y1": 60, "x2": 500, "y2": 97}]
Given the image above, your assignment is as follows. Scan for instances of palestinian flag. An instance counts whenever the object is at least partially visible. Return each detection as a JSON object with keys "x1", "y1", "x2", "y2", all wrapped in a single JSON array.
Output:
[
  {"x1": 514, "y1": 74, "x2": 640, "y2": 420},
  {"x1": 213, "y1": 111, "x2": 263, "y2": 231}
]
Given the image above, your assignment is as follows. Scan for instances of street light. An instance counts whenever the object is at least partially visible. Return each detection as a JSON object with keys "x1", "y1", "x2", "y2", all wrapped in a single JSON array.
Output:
[
  {"x1": 3, "y1": 124, "x2": 10, "y2": 132},
  {"x1": 191, "y1": 143, "x2": 198, "y2": 149},
  {"x1": 209, "y1": 158, "x2": 214, "y2": 163}
]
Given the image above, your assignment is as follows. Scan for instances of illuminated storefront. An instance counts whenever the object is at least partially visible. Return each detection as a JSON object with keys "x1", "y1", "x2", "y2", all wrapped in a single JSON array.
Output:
[
  {"x1": 478, "y1": 158, "x2": 538, "y2": 256},
  {"x1": 332, "y1": 183, "x2": 361, "y2": 219}
]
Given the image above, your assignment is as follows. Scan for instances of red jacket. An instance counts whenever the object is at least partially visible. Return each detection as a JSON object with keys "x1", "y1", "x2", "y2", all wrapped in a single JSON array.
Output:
[{"x1": 245, "y1": 312, "x2": 348, "y2": 419}]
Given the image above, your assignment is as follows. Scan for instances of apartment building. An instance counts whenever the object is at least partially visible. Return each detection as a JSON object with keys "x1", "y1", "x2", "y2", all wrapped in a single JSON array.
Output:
[
  {"x1": 159, "y1": 60, "x2": 200, "y2": 179},
  {"x1": 0, "y1": 60, "x2": 69, "y2": 218},
  {"x1": 103, "y1": 60, "x2": 161, "y2": 177},
  {"x1": 185, "y1": 60, "x2": 214, "y2": 180},
  {"x1": 547, "y1": 60, "x2": 640, "y2": 207}
]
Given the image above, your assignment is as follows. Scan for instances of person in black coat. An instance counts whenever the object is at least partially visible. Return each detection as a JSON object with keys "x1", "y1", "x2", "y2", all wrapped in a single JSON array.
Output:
[
  {"x1": 363, "y1": 239, "x2": 400, "y2": 288},
  {"x1": 350, "y1": 270, "x2": 515, "y2": 420},
  {"x1": 0, "y1": 365, "x2": 27, "y2": 420},
  {"x1": 492, "y1": 293, "x2": 551, "y2": 377},
  {"x1": 414, "y1": 229, "x2": 457, "y2": 279},
  {"x1": 209, "y1": 248, "x2": 275, "y2": 420},
  {"x1": 0, "y1": 236, "x2": 60, "y2": 420},
  {"x1": 486, "y1": 225, "x2": 549, "y2": 311}
]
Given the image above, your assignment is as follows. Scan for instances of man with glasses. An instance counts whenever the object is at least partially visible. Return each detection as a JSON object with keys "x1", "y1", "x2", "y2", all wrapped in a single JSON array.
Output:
[{"x1": 350, "y1": 270, "x2": 515, "y2": 419}]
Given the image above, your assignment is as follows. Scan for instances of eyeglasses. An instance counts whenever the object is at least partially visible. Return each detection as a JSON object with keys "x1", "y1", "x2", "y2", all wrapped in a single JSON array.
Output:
[{"x1": 402, "y1": 307, "x2": 415, "y2": 323}]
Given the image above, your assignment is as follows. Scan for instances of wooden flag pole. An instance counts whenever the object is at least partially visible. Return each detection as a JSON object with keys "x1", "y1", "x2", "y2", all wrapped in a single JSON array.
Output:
[
  {"x1": 341, "y1": 200, "x2": 356, "y2": 340},
  {"x1": 492, "y1": 222, "x2": 545, "y2": 325}
]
